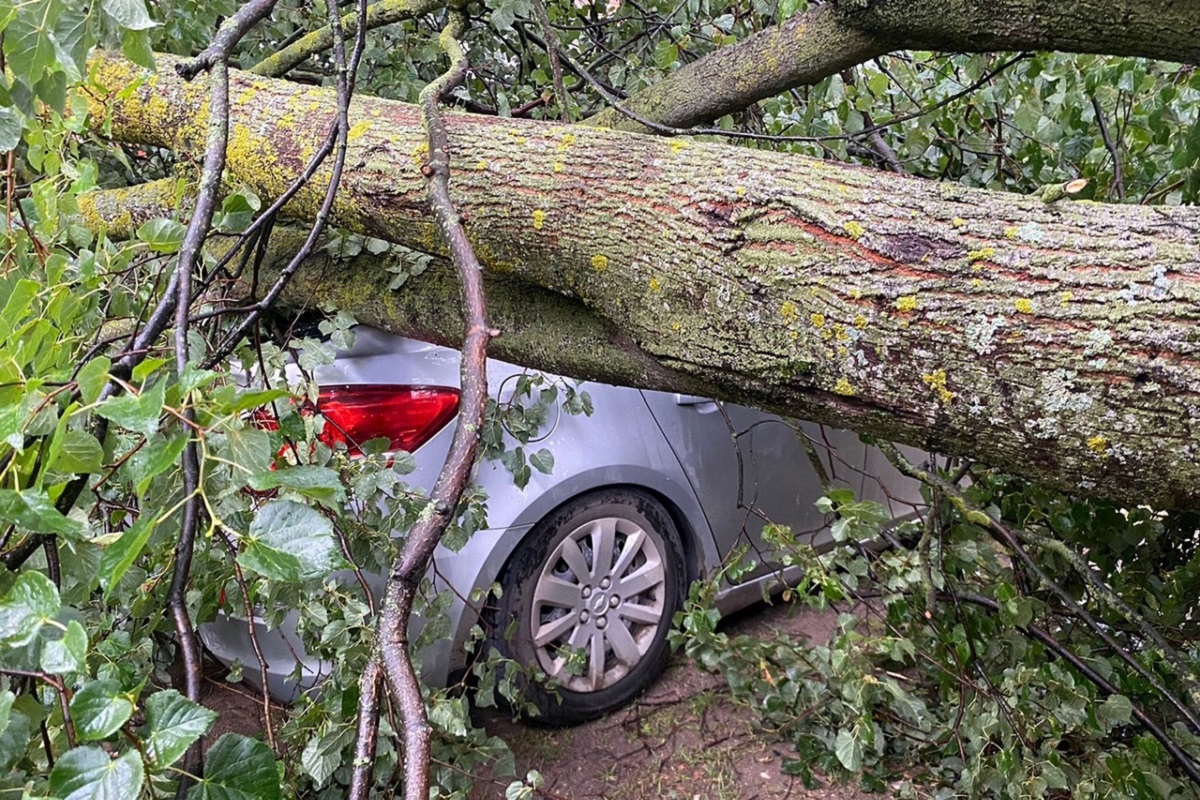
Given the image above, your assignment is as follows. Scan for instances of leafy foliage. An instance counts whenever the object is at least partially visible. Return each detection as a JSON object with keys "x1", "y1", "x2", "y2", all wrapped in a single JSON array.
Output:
[{"x1": 677, "y1": 473, "x2": 1200, "y2": 797}]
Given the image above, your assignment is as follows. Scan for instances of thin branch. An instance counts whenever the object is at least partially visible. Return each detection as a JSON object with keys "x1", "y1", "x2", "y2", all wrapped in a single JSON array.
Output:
[
  {"x1": 352, "y1": 10, "x2": 493, "y2": 800},
  {"x1": 1090, "y1": 93, "x2": 1126, "y2": 201},
  {"x1": 248, "y1": 0, "x2": 447, "y2": 78},
  {"x1": 531, "y1": 0, "x2": 571, "y2": 122}
]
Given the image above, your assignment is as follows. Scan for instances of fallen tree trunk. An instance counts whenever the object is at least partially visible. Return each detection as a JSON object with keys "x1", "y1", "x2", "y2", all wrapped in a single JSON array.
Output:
[{"x1": 86, "y1": 52, "x2": 1200, "y2": 508}]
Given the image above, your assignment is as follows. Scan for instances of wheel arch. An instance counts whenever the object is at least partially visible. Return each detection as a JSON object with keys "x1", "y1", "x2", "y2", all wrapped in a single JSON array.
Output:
[{"x1": 445, "y1": 467, "x2": 716, "y2": 670}]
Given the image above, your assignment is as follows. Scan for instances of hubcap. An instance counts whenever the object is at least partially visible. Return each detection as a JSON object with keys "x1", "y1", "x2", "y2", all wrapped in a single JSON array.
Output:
[{"x1": 530, "y1": 516, "x2": 667, "y2": 692}]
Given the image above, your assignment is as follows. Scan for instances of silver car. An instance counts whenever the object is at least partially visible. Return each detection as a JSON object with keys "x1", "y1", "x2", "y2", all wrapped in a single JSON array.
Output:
[{"x1": 202, "y1": 326, "x2": 918, "y2": 723}]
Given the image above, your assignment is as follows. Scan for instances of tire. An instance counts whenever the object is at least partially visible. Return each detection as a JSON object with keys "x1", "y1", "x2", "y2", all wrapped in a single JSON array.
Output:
[{"x1": 489, "y1": 488, "x2": 686, "y2": 724}]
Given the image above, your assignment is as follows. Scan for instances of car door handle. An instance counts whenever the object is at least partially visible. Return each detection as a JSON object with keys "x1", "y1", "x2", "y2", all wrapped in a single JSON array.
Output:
[{"x1": 674, "y1": 394, "x2": 717, "y2": 407}]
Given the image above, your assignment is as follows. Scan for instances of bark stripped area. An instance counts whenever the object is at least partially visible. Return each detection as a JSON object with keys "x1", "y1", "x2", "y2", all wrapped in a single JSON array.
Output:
[{"x1": 84, "y1": 53, "x2": 1200, "y2": 508}]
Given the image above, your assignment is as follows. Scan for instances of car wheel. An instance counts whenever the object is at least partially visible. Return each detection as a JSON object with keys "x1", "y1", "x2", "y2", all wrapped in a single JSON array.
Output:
[{"x1": 490, "y1": 488, "x2": 686, "y2": 724}]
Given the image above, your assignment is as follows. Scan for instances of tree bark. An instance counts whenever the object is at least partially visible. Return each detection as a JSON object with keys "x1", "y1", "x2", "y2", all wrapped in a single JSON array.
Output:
[
  {"x1": 588, "y1": 0, "x2": 1200, "y2": 132},
  {"x1": 85, "y1": 52, "x2": 1200, "y2": 509}
]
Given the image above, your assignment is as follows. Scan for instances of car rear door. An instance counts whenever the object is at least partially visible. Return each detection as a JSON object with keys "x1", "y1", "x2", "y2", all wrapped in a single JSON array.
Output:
[{"x1": 639, "y1": 392, "x2": 853, "y2": 580}]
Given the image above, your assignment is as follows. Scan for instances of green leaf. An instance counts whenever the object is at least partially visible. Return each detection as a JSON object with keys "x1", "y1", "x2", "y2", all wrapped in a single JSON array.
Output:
[
  {"x1": 40, "y1": 619, "x2": 87, "y2": 674},
  {"x1": 0, "y1": 571, "x2": 60, "y2": 648},
  {"x1": 49, "y1": 747, "x2": 144, "y2": 800},
  {"x1": 0, "y1": 696, "x2": 37, "y2": 771},
  {"x1": 189, "y1": 734, "x2": 281, "y2": 800},
  {"x1": 143, "y1": 690, "x2": 217, "y2": 768},
  {"x1": 70, "y1": 680, "x2": 134, "y2": 741},
  {"x1": 129, "y1": 433, "x2": 187, "y2": 497},
  {"x1": 0, "y1": 488, "x2": 86, "y2": 538},
  {"x1": 0, "y1": 106, "x2": 23, "y2": 151},
  {"x1": 51, "y1": 429, "x2": 104, "y2": 474},
  {"x1": 1099, "y1": 694, "x2": 1133, "y2": 727},
  {"x1": 99, "y1": 515, "x2": 155, "y2": 595},
  {"x1": 102, "y1": 0, "x2": 156, "y2": 29},
  {"x1": 76, "y1": 357, "x2": 111, "y2": 405},
  {"x1": 226, "y1": 426, "x2": 274, "y2": 474},
  {"x1": 834, "y1": 728, "x2": 863, "y2": 771},
  {"x1": 96, "y1": 379, "x2": 166, "y2": 437},
  {"x1": 0, "y1": 278, "x2": 38, "y2": 332},
  {"x1": 4, "y1": 16, "x2": 57, "y2": 82},
  {"x1": 300, "y1": 731, "x2": 344, "y2": 787},
  {"x1": 135, "y1": 218, "x2": 185, "y2": 253},
  {"x1": 247, "y1": 465, "x2": 345, "y2": 508},
  {"x1": 239, "y1": 499, "x2": 343, "y2": 583},
  {"x1": 528, "y1": 448, "x2": 554, "y2": 475},
  {"x1": 120, "y1": 27, "x2": 155, "y2": 69}
]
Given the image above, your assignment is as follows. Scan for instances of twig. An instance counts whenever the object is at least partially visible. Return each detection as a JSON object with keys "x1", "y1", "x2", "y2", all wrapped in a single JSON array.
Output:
[
  {"x1": 532, "y1": 0, "x2": 571, "y2": 121},
  {"x1": 1090, "y1": 94, "x2": 1126, "y2": 201}
]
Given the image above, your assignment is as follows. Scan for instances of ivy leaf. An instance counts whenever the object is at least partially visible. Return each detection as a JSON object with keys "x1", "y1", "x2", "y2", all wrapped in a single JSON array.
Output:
[
  {"x1": 49, "y1": 747, "x2": 144, "y2": 800},
  {"x1": 239, "y1": 499, "x2": 343, "y2": 583},
  {"x1": 70, "y1": 680, "x2": 134, "y2": 742},
  {"x1": 99, "y1": 515, "x2": 155, "y2": 596},
  {"x1": 101, "y1": 0, "x2": 156, "y2": 29},
  {"x1": 96, "y1": 379, "x2": 166, "y2": 437},
  {"x1": 40, "y1": 619, "x2": 87, "y2": 675},
  {"x1": 0, "y1": 488, "x2": 87, "y2": 539},
  {"x1": 0, "y1": 571, "x2": 60, "y2": 649},
  {"x1": 529, "y1": 448, "x2": 554, "y2": 475},
  {"x1": 143, "y1": 690, "x2": 217, "y2": 768},
  {"x1": 136, "y1": 218, "x2": 186, "y2": 253},
  {"x1": 189, "y1": 734, "x2": 281, "y2": 800},
  {"x1": 834, "y1": 728, "x2": 863, "y2": 771}
]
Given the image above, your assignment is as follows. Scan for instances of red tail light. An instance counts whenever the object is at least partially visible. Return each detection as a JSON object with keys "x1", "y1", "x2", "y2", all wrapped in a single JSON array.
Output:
[{"x1": 316, "y1": 385, "x2": 460, "y2": 455}]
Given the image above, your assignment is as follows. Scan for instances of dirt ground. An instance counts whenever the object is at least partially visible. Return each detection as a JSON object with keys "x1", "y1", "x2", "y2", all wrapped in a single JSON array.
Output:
[
  {"x1": 201, "y1": 599, "x2": 880, "y2": 799},
  {"x1": 473, "y1": 601, "x2": 878, "y2": 800}
]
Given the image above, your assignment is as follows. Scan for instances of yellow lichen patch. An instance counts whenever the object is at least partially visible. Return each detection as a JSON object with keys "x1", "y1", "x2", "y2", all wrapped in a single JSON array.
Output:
[
  {"x1": 1087, "y1": 435, "x2": 1110, "y2": 455},
  {"x1": 848, "y1": 287, "x2": 862, "y2": 300},
  {"x1": 411, "y1": 142, "x2": 429, "y2": 167},
  {"x1": 669, "y1": 140, "x2": 688, "y2": 155},
  {"x1": 833, "y1": 378, "x2": 855, "y2": 396},
  {"x1": 967, "y1": 247, "x2": 996, "y2": 263},
  {"x1": 1060, "y1": 291, "x2": 1073, "y2": 307},
  {"x1": 843, "y1": 220, "x2": 865, "y2": 240},
  {"x1": 820, "y1": 328, "x2": 833, "y2": 341},
  {"x1": 555, "y1": 132, "x2": 576, "y2": 152},
  {"x1": 1014, "y1": 298, "x2": 1034, "y2": 314},
  {"x1": 780, "y1": 300, "x2": 798, "y2": 320},
  {"x1": 347, "y1": 120, "x2": 371, "y2": 142},
  {"x1": 532, "y1": 209, "x2": 547, "y2": 230},
  {"x1": 895, "y1": 295, "x2": 918, "y2": 313},
  {"x1": 475, "y1": 159, "x2": 488, "y2": 171},
  {"x1": 853, "y1": 314, "x2": 868, "y2": 329},
  {"x1": 952, "y1": 217, "x2": 965, "y2": 228},
  {"x1": 735, "y1": 186, "x2": 747, "y2": 197},
  {"x1": 809, "y1": 312, "x2": 826, "y2": 328},
  {"x1": 671, "y1": 321, "x2": 682, "y2": 332},
  {"x1": 553, "y1": 161, "x2": 564, "y2": 173},
  {"x1": 591, "y1": 254, "x2": 609, "y2": 273},
  {"x1": 921, "y1": 369, "x2": 956, "y2": 404},
  {"x1": 970, "y1": 278, "x2": 984, "y2": 288},
  {"x1": 834, "y1": 324, "x2": 850, "y2": 341},
  {"x1": 649, "y1": 277, "x2": 662, "y2": 293},
  {"x1": 1004, "y1": 226, "x2": 1019, "y2": 240}
]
